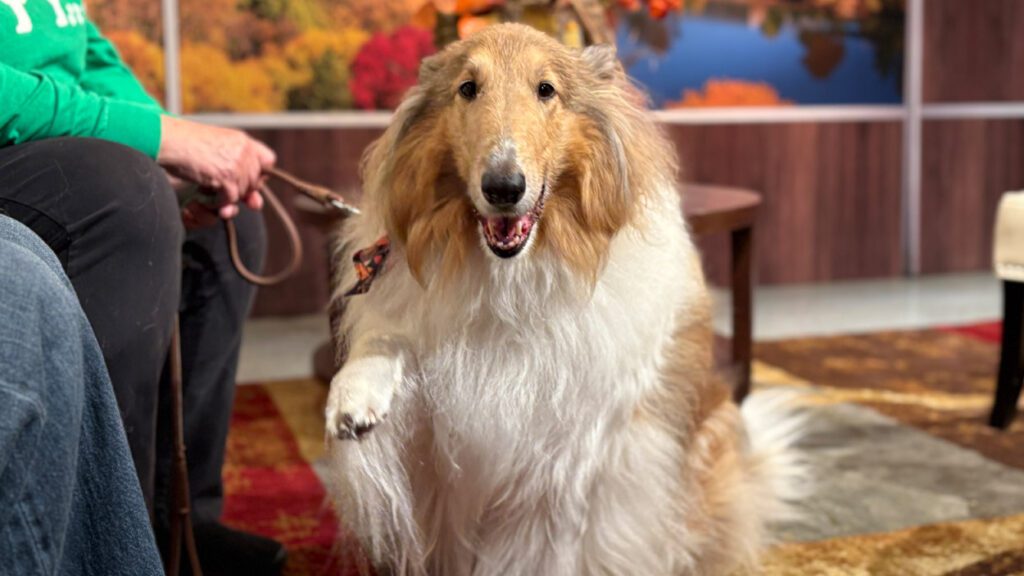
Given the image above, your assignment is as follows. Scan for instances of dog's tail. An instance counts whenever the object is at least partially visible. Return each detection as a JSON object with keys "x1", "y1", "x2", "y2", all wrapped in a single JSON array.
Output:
[{"x1": 740, "y1": 388, "x2": 813, "y2": 526}]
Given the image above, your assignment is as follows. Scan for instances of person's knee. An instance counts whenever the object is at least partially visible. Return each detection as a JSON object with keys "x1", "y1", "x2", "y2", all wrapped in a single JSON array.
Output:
[
  {"x1": 0, "y1": 222, "x2": 87, "y2": 398},
  {"x1": 58, "y1": 138, "x2": 184, "y2": 261}
]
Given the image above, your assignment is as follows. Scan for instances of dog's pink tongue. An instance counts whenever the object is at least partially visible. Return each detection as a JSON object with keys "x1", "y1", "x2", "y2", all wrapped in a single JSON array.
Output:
[
  {"x1": 485, "y1": 215, "x2": 531, "y2": 243},
  {"x1": 488, "y1": 216, "x2": 512, "y2": 239}
]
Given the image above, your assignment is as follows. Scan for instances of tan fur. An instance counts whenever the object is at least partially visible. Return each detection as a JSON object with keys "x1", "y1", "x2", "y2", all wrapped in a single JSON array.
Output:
[
  {"x1": 538, "y1": 42, "x2": 678, "y2": 282},
  {"x1": 626, "y1": 244, "x2": 770, "y2": 573},
  {"x1": 635, "y1": 252, "x2": 725, "y2": 434}
]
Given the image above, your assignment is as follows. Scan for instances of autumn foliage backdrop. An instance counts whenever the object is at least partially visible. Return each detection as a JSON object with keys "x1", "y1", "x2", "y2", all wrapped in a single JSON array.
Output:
[{"x1": 89, "y1": 0, "x2": 900, "y2": 112}]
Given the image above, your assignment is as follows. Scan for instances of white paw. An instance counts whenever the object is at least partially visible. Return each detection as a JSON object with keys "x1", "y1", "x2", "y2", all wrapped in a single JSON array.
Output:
[{"x1": 325, "y1": 357, "x2": 397, "y2": 441}]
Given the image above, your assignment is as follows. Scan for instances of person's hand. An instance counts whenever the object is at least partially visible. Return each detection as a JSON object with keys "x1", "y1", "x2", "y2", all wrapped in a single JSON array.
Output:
[
  {"x1": 164, "y1": 172, "x2": 217, "y2": 229},
  {"x1": 179, "y1": 194, "x2": 220, "y2": 230},
  {"x1": 157, "y1": 116, "x2": 275, "y2": 219}
]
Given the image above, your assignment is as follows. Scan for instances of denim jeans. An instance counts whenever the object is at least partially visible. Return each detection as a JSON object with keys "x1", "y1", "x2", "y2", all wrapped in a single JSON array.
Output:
[{"x1": 0, "y1": 215, "x2": 164, "y2": 575}]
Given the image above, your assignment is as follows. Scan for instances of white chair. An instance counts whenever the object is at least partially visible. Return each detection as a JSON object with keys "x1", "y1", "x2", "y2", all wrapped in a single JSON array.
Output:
[{"x1": 991, "y1": 191, "x2": 1024, "y2": 428}]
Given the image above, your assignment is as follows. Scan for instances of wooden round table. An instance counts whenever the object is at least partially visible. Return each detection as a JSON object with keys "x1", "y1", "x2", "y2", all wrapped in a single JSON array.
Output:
[
  {"x1": 682, "y1": 183, "x2": 762, "y2": 402},
  {"x1": 301, "y1": 185, "x2": 762, "y2": 402}
]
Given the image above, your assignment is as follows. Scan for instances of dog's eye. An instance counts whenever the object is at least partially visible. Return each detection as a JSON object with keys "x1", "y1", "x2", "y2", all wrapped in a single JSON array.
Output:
[
  {"x1": 459, "y1": 81, "x2": 477, "y2": 101},
  {"x1": 537, "y1": 82, "x2": 556, "y2": 101}
]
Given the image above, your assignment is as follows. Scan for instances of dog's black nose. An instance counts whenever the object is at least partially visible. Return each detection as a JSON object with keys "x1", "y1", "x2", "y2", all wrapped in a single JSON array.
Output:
[{"x1": 481, "y1": 170, "x2": 526, "y2": 207}]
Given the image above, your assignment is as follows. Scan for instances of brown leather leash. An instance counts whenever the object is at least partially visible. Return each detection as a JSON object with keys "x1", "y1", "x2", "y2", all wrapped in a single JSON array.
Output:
[
  {"x1": 166, "y1": 168, "x2": 358, "y2": 576},
  {"x1": 226, "y1": 167, "x2": 360, "y2": 286}
]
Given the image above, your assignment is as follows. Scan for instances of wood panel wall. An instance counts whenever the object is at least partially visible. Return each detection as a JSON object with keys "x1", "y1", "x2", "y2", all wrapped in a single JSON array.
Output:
[
  {"x1": 670, "y1": 122, "x2": 904, "y2": 286},
  {"x1": 924, "y1": 0, "x2": 1024, "y2": 103},
  {"x1": 249, "y1": 128, "x2": 381, "y2": 316},
  {"x1": 918, "y1": 0, "x2": 1024, "y2": 274},
  {"x1": 920, "y1": 119, "x2": 1024, "y2": 274}
]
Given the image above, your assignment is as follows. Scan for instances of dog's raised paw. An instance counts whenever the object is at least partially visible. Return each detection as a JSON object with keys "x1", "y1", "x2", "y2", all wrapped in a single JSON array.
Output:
[
  {"x1": 330, "y1": 408, "x2": 386, "y2": 441},
  {"x1": 325, "y1": 358, "x2": 397, "y2": 441},
  {"x1": 325, "y1": 390, "x2": 390, "y2": 441}
]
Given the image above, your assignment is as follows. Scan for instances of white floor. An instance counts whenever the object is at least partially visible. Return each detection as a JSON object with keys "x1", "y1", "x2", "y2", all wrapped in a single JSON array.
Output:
[
  {"x1": 238, "y1": 272, "x2": 1002, "y2": 382},
  {"x1": 237, "y1": 314, "x2": 330, "y2": 383}
]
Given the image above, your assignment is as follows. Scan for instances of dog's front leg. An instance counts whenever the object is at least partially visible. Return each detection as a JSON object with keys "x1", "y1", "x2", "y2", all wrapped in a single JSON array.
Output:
[{"x1": 325, "y1": 331, "x2": 412, "y2": 441}]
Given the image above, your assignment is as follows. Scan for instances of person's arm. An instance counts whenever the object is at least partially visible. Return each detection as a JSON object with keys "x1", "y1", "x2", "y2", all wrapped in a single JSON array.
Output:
[
  {"x1": 1, "y1": 16, "x2": 274, "y2": 220},
  {"x1": 79, "y1": 21, "x2": 163, "y2": 110},
  {"x1": 77, "y1": 20, "x2": 274, "y2": 218},
  {"x1": 0, "y1": 61, "x2": 272, "y2": 219},
  {"x1": 0, "y1": 61, "x2": 162, "y2": 158}
]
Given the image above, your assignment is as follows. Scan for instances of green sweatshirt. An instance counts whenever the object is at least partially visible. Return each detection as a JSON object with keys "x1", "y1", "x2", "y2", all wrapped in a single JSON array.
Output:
[{"x1": 0, "y1": 0, "x2": 164, "y2": 158}]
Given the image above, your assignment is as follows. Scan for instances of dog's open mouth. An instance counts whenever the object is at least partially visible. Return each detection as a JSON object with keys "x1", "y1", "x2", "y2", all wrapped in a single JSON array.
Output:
[{"x1": 478, "y1": 184, "x2": 547, "y2": 258}]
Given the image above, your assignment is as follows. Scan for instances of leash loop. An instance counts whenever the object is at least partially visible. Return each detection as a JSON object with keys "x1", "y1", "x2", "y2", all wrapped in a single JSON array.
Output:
[{"x1": 224, "y1": 167, "x2": 357, "y2": 287}]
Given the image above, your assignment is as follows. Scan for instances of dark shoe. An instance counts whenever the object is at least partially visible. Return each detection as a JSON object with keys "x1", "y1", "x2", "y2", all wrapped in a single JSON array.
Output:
[{"x1": 190, "y1": 522, "x2": 287, "y2": 576}]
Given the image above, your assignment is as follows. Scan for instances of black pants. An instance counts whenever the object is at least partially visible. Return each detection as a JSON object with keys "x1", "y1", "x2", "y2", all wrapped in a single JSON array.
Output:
[{"x1": 0, "y1": 137, "x2": 266, "y2": 529}]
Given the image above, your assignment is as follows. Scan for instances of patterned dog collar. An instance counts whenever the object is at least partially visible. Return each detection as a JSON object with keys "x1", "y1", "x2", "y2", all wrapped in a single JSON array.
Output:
[{"x1": 345, "y1": 235, "x2": 391, "y2": 296}]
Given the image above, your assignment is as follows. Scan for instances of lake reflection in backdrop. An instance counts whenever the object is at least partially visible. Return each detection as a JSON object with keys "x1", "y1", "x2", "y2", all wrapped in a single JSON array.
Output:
[{"x1": 615, "y1": 1, "x2": 905, "y2": 108}]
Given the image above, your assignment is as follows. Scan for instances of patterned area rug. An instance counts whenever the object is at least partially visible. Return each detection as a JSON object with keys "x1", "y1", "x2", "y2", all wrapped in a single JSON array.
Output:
[{"x1": 223, "y1": 322, "x2": 1024, "y2": 575}]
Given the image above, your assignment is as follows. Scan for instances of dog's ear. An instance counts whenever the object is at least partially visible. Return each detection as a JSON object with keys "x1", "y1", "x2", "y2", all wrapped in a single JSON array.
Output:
[
  {"x1": 552, "y1": 43, "x2": 677, "y2": 279},
  {"x1": 418, "y1": 52, "x2": 446, "y2": 83},
  {"x1": 363, "y1": 49, "x2": 450, "y2": 187},
  {"x1": 577, "y1": 44, "x2": 637, "y2": 195},
  {"x1": 572, "y1": 45, "x2": 633, "y2": 221},
  {"x1": 361, "y1": 85, "x2": 439, "y2": 246},
  {"x1": 361, "y1": 49, "x2": 470, "y2": 285},
  {"x1": 581, "y1": 44, "x2": 624, "y2": 82}
]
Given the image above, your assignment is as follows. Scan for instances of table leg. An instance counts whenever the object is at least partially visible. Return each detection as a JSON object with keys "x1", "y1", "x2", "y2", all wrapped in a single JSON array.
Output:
[
  {"x1": 731, "y1": 225, "x2": 753, "y2": 403},
  {"x1": 314, "y1": 234, "x2": 347, "y2": 384},
  {"x1": 313, "y1": 341, "x2": 336, "y2": 383}
]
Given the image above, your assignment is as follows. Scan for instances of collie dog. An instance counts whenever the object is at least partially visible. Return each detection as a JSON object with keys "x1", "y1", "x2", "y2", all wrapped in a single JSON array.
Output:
[{"x1": 326, "y1": 24, "x2": 803, "y2": 576}]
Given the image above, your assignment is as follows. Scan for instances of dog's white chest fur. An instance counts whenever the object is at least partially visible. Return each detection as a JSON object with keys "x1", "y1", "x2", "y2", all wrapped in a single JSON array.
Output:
[{"x1": 418, "y1": 205, "x2": 688, "y2": 444}]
